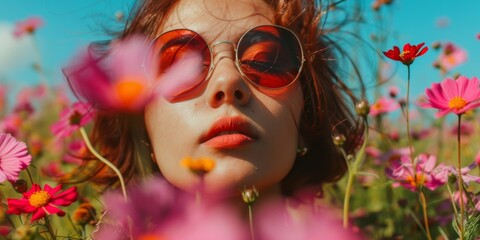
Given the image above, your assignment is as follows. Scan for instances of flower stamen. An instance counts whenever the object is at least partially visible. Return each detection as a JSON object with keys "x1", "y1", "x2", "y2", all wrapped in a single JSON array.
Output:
[
  {"x1": 448, "y1": 96, "x2": 467, "y2": 110},
  {"x1": 29, "y1": 190, "x2": 51, "y2": 208}
]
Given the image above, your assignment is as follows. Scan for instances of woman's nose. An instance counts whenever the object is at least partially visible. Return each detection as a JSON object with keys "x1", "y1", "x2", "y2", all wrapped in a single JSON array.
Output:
[{"x1": 205, "y1": 55, "x2": 252, "y2": 108}]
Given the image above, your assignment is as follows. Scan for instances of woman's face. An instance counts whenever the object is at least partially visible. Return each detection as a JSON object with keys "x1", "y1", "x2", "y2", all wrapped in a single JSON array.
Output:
[{"x1": 145, "y1": 0, "x2": 304, "y2": 196}]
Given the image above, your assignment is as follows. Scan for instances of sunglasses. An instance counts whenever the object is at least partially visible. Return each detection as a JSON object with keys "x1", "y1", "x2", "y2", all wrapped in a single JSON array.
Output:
[{"x1": 146, "y1": 25, "x2": 305, "y2": 97}]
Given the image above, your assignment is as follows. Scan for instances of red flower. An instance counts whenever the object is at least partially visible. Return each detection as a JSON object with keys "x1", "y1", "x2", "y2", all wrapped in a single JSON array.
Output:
[
  {"x1": 7, "y1": 184, "x2": 78, "y2": 222},
  {"x1": 383, "y1": 43, "x2": 429, "y2": 65}
]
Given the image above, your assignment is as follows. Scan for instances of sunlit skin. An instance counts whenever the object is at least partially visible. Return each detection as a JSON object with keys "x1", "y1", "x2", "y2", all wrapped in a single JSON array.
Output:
[{"x1": 144, "y1": 0, "x2": 304, "y2": 198}]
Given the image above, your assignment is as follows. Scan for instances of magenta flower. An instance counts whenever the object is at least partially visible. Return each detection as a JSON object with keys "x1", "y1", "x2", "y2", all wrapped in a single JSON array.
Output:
[
  {"x1": 50, "y1": 102, "x2": 94, "y2": 138},
  {"x1": 385, "y1": 154, "x2": 447, "y2": 192},
  {"x1": 94, "y1": 177, "x2": 246, "y2": 240},
  {"x1": 63, "y1": 140, "x2": 86, "y2": 165},
  {"x1": 0, "y1": 133, "x2": 32, "y2": 183},
  {"x1": 13, "y1": 16, "x2": 44, "y2": 38},
  {"x1": 0, "y1": 114, "x2": 23, "y2": 137},
  {"x1": 433, "y1": 42, "x2": 467, "y2": 74},
  {"x1": 369, "y1": 96, "x2": 400, "y2": 116},
  {"x1": 420, "y1": 76, "x2": 480, "y2": 117},
  {"x1": 7, "y1": 184, "x2": 78, "y2": 222},
  {"x1": 444, "y1": 161, "x2": 480, "y2": 185},
  {"x1": 64, "y1": 36, "x2": 157, "y2": 112}
]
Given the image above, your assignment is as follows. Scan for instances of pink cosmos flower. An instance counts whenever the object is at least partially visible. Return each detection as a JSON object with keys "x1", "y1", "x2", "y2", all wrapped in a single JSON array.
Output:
[
  {"x1": 65, "y1": 36, "x2": 156, "y2": 112},
  {"x1": 433, "y1": 42, "x2": 467, "y2": 74},
  {"x1": 50, "y1": 102, "x2": 94, "y2": 138},
  {"x1": 64, "y1": 35, "x2": 202, "y2": 112},
  {"x1": 41, "y1": 162, "x2": 63, "y2": 178},
  {"x1": 444, "y1": 161, "x2": 480, "y2": 186},
  {"x1": 385, "y1": 154, "x2": 447, "y2": 192},
  {"x1": 7, "y1": 184, "x2": 78, "y2": 222},
  {"x1": 0, "y1": 133, "x2": 32, "y2": 183},
  {"x1": 420, "y1": 76, "x2": 480, "y2": 117},
  {"x1": 0, "y1": 114, "x2": 23, "y2": 137},
  {"x1": 13, "y1": 16, "x2": 44, "y2": 38},
  {"x1": 369, "y1": 96, "x2": 400, "y2": 116},
  {"x1": 449, "y1": 121, "x2": 474, "y2": 136},
  {"x1": 63, "y1": 140, "x2": 87, "y2": 165}
]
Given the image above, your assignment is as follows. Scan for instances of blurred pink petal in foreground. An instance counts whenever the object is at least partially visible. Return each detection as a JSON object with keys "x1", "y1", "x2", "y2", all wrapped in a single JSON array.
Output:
[
  {"x1": 13, "y1": 16, "x2": 44, "y2": 38},
  {"x1": 64, "y1": 36, "x2": 154, "y2": 112},
  {"x1": 256, "y1": 198, "x2": 362, "y2": 240},
  {"x1": 154, "y1": 52, "x2": 203, "y2": 101},
  {"x1": 0, "y1": 133, "x2": 32, "y2": 183},
  {"x1": 64, "y1": 35, "x2": 202, "y2": 112},
  {"x1": 50, "y1": 102, "x2": 94, "y2": 139},
  {"x1": 95, "y1": 177, "x2": 247, "y2": 240},
  {"x1": 420, "y1": 76, "x2": 480, "y2": 117}
]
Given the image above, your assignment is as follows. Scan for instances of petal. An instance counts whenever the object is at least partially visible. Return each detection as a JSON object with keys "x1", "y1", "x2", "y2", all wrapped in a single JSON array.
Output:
[
  {"x1": 31, "y1": 208, "x2": 47, "y2": 222},
  {"x1": 441, "y1": 78, "x2": 458, "y2": 99},
  {"x1": 44, "y1": 204, "x2": 65, "y2": 216}
]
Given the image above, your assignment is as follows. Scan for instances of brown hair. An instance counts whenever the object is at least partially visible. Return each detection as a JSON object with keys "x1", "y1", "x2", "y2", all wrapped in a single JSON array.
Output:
[{"x1": 65, "y1": 0, "x2": 365, "y2": 195}]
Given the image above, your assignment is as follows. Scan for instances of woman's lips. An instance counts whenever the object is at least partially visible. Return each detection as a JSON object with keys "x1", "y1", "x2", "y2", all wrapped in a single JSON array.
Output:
[
  {"x1": 200, "y1": 116, "x2": 257, "y2": 149},
  {"x1": 204, "y1": 133, "x2": 253, "y2": 148}
]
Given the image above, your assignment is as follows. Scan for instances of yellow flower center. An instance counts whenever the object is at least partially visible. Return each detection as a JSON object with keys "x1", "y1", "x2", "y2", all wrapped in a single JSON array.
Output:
[
  {"x1": 138, "y1": 234, "x2": 165, "y2": 240},
  {"x1": 115, "y1": 77, "x2": 146, "y2": 107},
  {"x1": 399, "y1": 50, "x2": 410, "y2": 60},
  {"x1": 372, "y1": 102, "x2": 382, "y2": 110},
  {"x1": 406, "y1": 174, "x2": 424, "y2": 188},
  {"x1": 29, "y1": 190, "x2": 51, "y2": 208},
  {"x1": 448, "y1": 96, "x2": 467, "y2": 110},
  {"x1": 180, "y1": 157, "x2": 216, "y2": 174}
]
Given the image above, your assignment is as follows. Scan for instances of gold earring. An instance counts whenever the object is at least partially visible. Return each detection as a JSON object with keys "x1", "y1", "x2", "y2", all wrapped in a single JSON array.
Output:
[{"x1": 297, "y1": 147, "x2": 308, "y2": 157}]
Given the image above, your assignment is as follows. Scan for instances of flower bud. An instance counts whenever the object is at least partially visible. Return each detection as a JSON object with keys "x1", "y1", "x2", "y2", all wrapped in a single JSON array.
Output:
[
  {"x1": 355, "y1": 100, "x2": 370, "y2": 117},
  {"x1": 241, "y1": 187, "x2": 259, "y2": 205},
  {"x1": 332, "y1": 134, "x2": 346, "y2": 147},
  {"x1": 73, "y1": 202, "x2": 97, "y2": 226},
  {"x1": 12, "y1": 179, "x2": 28, "y2": 194}
]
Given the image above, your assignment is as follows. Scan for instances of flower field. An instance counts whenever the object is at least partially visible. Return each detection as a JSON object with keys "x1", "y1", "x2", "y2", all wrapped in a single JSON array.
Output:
[{"x1": 1, "y1": 1, "x2": 480, "y2": 239}]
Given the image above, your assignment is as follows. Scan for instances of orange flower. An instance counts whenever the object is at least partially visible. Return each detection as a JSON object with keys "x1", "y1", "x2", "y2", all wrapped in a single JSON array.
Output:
[
  {"x1": 383, "y1": 42, "x2": 428, "y2": 66},
  {"x1": 180, "y1": 157, "x2": 216, "y2": 175}
]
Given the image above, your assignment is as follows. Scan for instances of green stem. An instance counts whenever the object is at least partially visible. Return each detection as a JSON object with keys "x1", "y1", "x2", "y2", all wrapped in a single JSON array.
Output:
[
  {"x1": 419, "y1": 191, "x2": 432, "y2": 240},
  {"x1": 31, "y1": 34, "x2": 49, "y2": 88},
  {"x1": 405, "y1": 65, "x2": 415, "y2": 165},
  {"x1": 248, "y1": 204, "x2": 255, "y2": 240},
  {"x1": 456, "y1": 115, "x2": 464, "y2": 240},
  {"x1": 44, "y1": 216, "x2": 56, "y2": 240},
  {"x1": 79, "y1": 127, "x2": 127, "y2": 200},
  {"x1": 25, "y1": 167, "x2": 34, "y2": 185},
  {"x1": 343, "y1": 119, "x2": 369, "y2": 228}
]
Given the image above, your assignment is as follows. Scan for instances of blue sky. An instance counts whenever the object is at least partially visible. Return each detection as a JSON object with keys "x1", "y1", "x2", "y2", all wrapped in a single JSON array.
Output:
[{"x1": 1, "y1": 0, "x2": 479, "y2": 101}]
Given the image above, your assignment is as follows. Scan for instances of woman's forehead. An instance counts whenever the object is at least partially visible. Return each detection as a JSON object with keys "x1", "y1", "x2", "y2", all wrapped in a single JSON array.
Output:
[{"x1": 161, "y1": 0, "x2": 274, "y2": 40}]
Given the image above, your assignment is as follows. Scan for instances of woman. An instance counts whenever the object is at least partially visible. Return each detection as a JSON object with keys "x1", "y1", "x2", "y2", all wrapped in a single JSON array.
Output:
[{"x1": 67, "y1": 0, "x2": 364, "y2": 201}]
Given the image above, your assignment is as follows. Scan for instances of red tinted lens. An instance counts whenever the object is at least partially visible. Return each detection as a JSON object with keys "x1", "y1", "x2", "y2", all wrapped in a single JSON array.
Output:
[
  {"x1": 237, "y1": 26, "x2": 303, "y2": 88},
  {"x1": 151, "y1": 29, "x2": 211, "y2": 96}
]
